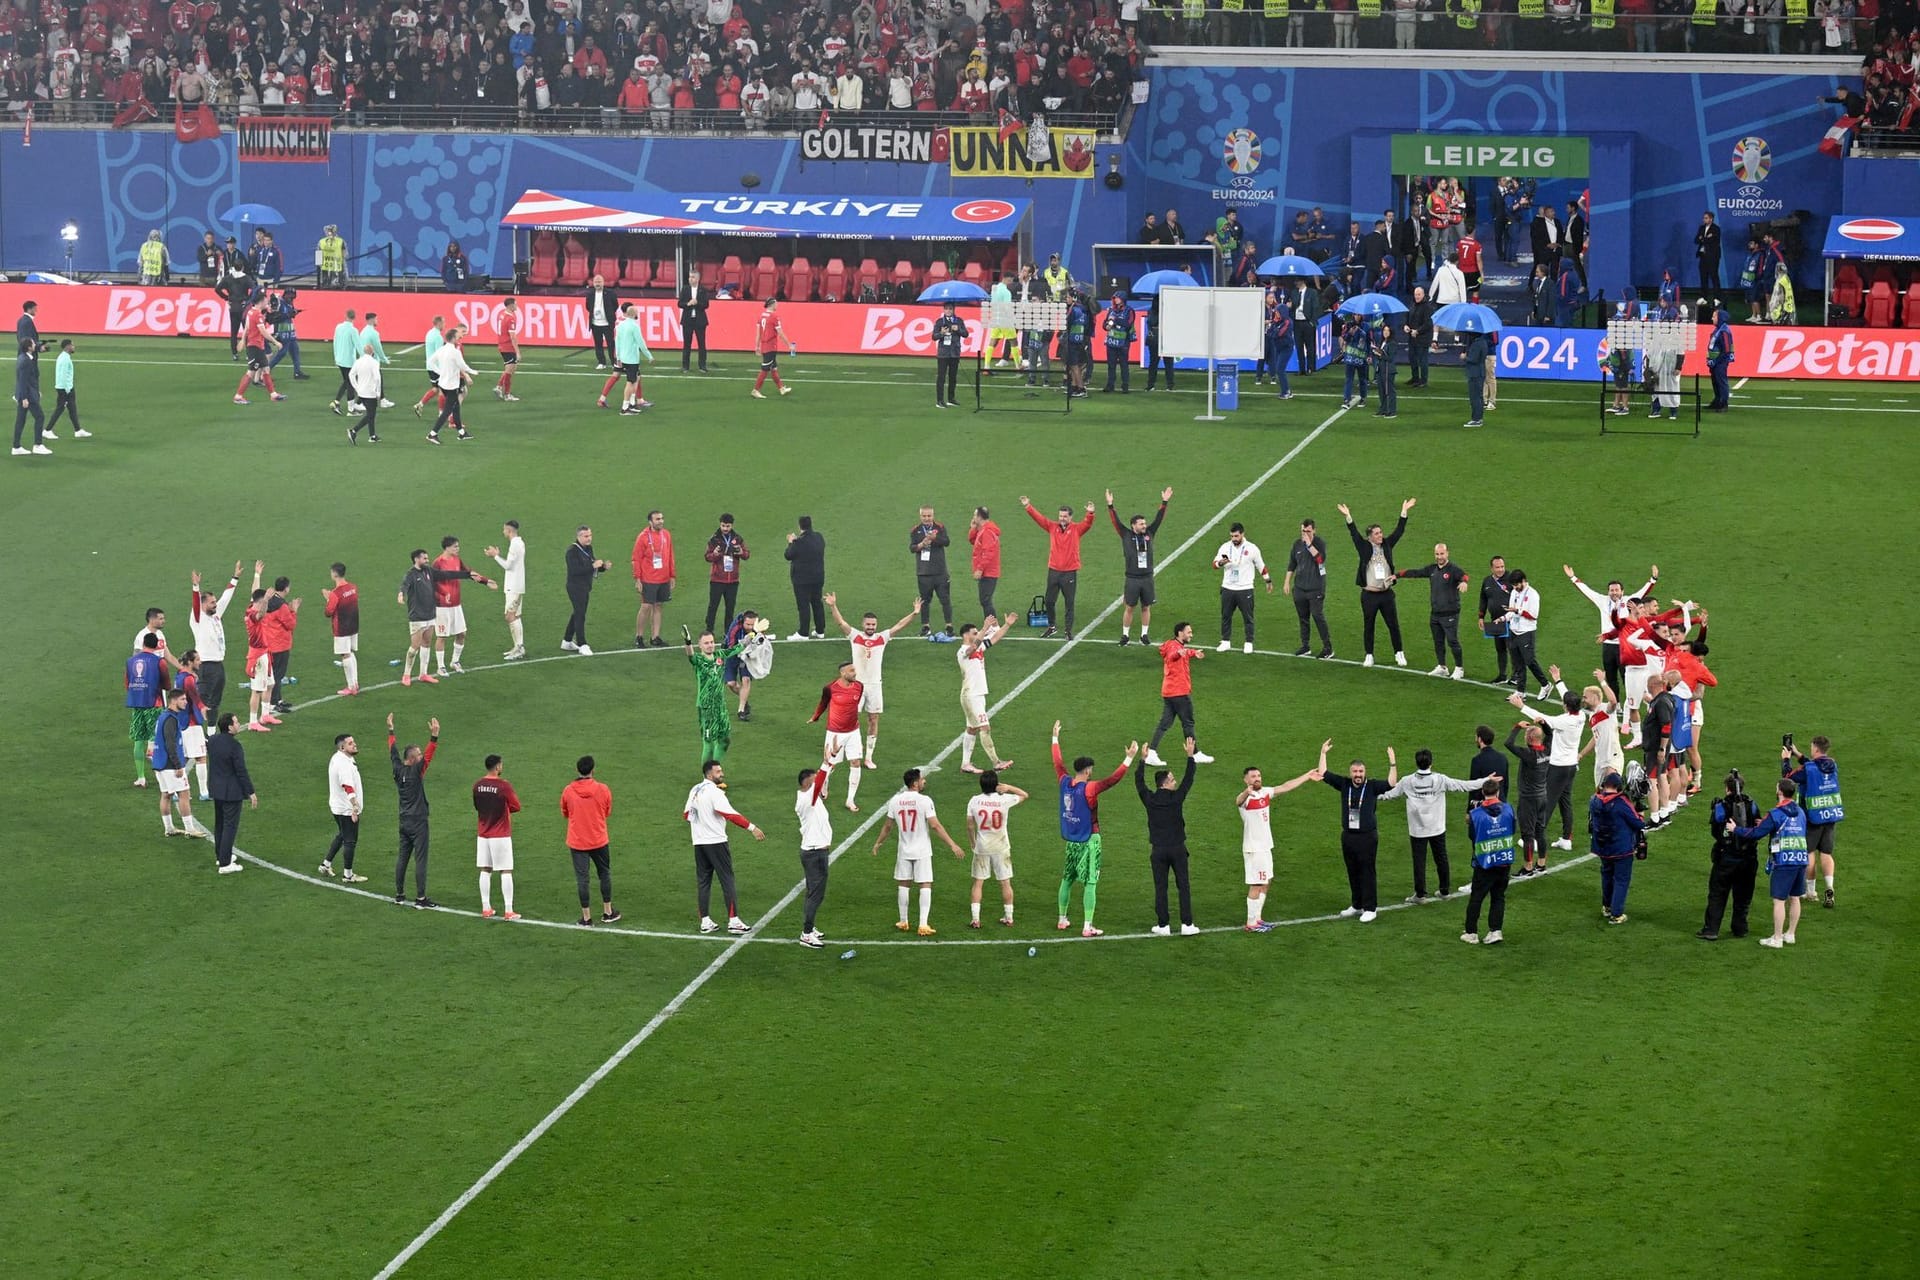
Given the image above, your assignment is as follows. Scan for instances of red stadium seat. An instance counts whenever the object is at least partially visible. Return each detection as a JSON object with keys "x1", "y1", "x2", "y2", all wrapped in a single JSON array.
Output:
[
  {"x1": 854, "y1": 258, "x2": 883, "y2": 299},
  {"x1": 654, "y1": 258, "x2": 679, "y2": 294},
  {"x1": 751, "y1": 256, "x2": 780, "y2": 301},
  {"x1": 620, "y1": 254, "x2": 651, "y2": 289},
  {"x1": 1865, "y1": 281, "x2": 1895, "y2": 327},
  {"x1": 718, "y1": 254, "x2": 747, "y2": 295},
  {"x1": 787, "y1": 256, "x2": 816, "y2": 302},
  {"x1": 923, "y1": 260, "x2": 950, "y2": 287},
  {"x1": 559, "y1": 236, "x2": 590, "y2": 286},
  {"x1": 529, "y1": 232, "x2": 560, "y2": 286},
  {"x1": 892, "y1": 259, "x2": 918, "y2": 295},
  {"x1": 1904, "y1": 283, "x2": 1920, "y2": 328},
  {"x1": 1833, "y1": 263, "x2": 1864, "y2": 319},
  {"x1": 959, "y1": 259, "x2": 985, "y2": 287},
  {"x1": 821, "y1": 258, "x2": 848, "y2": 302}
]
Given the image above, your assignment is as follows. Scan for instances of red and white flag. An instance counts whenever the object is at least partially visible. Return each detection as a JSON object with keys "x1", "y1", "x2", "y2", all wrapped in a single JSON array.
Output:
[
  {"x1": 1818, "y1": 115, "x2": 1858, "y2": 158},
  {"x1": 22, "y1": 100, "x2": 30, "y2": 148},
  {"x1": 995, "y1": 107, "x2": 1023, "y2": 143},
  {"x1": 175, "y1": 100, "x2": 220, "y2": 144}
]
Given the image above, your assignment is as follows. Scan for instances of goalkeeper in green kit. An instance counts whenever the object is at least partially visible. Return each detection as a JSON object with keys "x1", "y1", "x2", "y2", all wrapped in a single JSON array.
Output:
[
  {"x1": 1051, "y1": 719, "x2": 1137, "y2": 938},
  {"x1": 685, "y1": 625, "x2": 744, "y2": 767}
]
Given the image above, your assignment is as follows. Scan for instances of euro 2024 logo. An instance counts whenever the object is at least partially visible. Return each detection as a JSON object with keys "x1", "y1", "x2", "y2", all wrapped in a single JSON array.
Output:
[
  {"x1": 1730, "y1": 136, "x2": 1772, "y2": 187},
  {"x1": 1223, "y1": 128, "x2": 1261, "y2": 176}
]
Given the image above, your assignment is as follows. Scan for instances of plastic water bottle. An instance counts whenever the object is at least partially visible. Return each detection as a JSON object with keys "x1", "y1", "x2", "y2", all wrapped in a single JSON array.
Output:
[
  {"x1": 839, "y1": 949, "x2": 857, "y2": 961},
  {"x1": 1027, "y1": 947, "x2": 1037, "y2": 957}
]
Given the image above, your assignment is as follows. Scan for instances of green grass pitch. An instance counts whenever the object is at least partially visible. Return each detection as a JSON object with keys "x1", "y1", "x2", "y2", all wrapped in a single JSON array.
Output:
[{"x1": 5, "y1": 338, "x2": 1918, "y2": 1278}]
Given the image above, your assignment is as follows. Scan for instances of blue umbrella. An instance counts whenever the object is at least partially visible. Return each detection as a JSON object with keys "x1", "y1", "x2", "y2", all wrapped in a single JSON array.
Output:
[
  {"x1": 218, "y1": 203, "x2": 286, "y2": 227},
  {"x1": 1430, "y1": 302, "x2": 1503, "y2": 333},
  {"x1": 1256, "y1": 255, "x2": 1325, "y2": 278},
  {"x1": 1130, "y1": 269, "x2": 1202, "y2": 297},
  {"x1": 1336, "y1": 291, "x2": 1409, "y2": 316},
  {"x1": 916, "y1": 280, "x2": 989, "y2": 303}
]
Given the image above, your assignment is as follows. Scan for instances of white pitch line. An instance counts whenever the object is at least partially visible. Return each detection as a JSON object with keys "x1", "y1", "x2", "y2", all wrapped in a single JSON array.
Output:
[
  {"x1": 1732, "y1": 377, "x2": 1748, "y2": 390},
  {"x1": 369, "y1": 403, "x2": 1352, "y2": 1280}
]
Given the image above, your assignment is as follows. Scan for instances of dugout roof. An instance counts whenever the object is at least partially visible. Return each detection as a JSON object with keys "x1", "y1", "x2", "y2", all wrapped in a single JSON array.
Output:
[
  {"x1": 502, "y1": 189, "x2": 1032, "y2": 242},
  {"x1": 1821, "y1": 216, "x2": 1920, "y2": 263}
]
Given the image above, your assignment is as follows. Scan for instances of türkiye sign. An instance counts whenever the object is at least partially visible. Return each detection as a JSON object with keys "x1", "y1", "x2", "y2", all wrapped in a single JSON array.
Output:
[{"x1": 1390, "y1": 134, "x2": 1589, "y2": 177}]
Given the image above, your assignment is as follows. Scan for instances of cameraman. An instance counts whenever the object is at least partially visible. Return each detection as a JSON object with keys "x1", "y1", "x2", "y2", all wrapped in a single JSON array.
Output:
[
  {"x1": 1697, "y1": 769, "x2": 1759, "y2": 941},
  {"x1": 1782, "y1": 734, "x2": 1842, "y2": 909}
]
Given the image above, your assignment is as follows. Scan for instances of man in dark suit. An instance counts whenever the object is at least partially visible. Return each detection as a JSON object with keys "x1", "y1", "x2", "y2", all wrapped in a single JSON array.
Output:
[
  {"x1": 1530, "y1": 206, "x2": 1561, "y2": 278},
  {"x1": 783, "y1": 514, "x2": 827, "y2": 639},
  {"x1": 1390, "y1": 213, "x2": 1418, "y2": 293},
  {"x1": 1360, "y1": 219, "x2": 1390, "y2": 290},
  {"x1": 583, "y1": 274, "x2": 620, "y2": 369},
  {"x1": 1563, "y1": 200, "x2": 1588, "y2": 288},
  {"x1": 679, "y1": 274, "x2": 711, "y2": 372},
  {"x1": 1694, "y1": 211, "x2": 1722, "y2": 294},
  {"x1": 206, "y1": 713, "x2": 258, "y2": 873}
]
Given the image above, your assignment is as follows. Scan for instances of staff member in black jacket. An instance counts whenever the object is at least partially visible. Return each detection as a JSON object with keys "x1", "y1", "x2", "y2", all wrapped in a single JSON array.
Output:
[
  {"x1": 1135, "y1": 738, "x2": 1199, "y2": 935},
  {"x1": 1398, "y1": 542, "x2": 1470, "y2": 678},
  {"x1": 1699, "y1": 769, "x2": 1759, "y2": 940},
  {"x1": 1468, "y1": 724, "x2": 1506, "y2": 815},
  {"x1": 1478, "y1": 554, "x2": 1513, "y2": 683},
  {"x1": 909, "y1": 505, "x2": 953, "y2": 636},
  {"x1": 784, "y1": 515, "x2": 827, "y2": 639},
  {"x1": 1694, "y1": 211, "x2": 1722, "y2": 294},
  {"x1": 583, "y1": 274, "x2": 620, "y2": 369},
  {"x1": 1283, "y1": 517, "x2": 1332, "y2": 658},
  {"x1": 1337, "y1": 497, "x2": 1413, "y2": 668},
  {"x1": 1317, "y1": 737, "x2": 1397, "y2": 922},
  {"x1": 679, "y1": 274, "x2": 711, "y2": 372},
  {"x1": 388, "y1": 711, "x2": 439, "y2": 909},
  {"x1": 932, "y1": 300, "x2": 967, "y2": 408},
  {"x1": 213, "y1": 243, "x2": 255, "y2": 360},
  {"x1": 562, "y1": 524, "x2": 612, "y2": 656},
  {"x1": 1108, "y1": 486, "x2": 1169, "y2": 647},
  {"x1": 1405, "y1": 286, "x2": 1434, "y2": 387},
  {"x1": 206, "y1": 713, "x2": 258, "y2": 874}
]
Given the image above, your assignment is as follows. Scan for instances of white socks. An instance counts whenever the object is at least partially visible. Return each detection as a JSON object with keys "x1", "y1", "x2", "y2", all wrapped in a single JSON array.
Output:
[
  {"x1": 194, "y1": 760, "x2": 209, "y2": 795},
  {"x1": 452, "y1": 641, "x2": 464, "y2": 667},
  {"x1": 1247, "y1": 896, "x2": 1261, "y2": 925},
  {"x1": 509, "y1": 618, "x2": 524, "y2": 648},
  {"x1": 480, "y1": 871, "x2": 492, "y2": 910},
  {"x1": 343, "y1": 654, "x2": 358, "y2": 688},
  {"x1": 918, "y1": 886, "x2": 932, "y2": 928},
  {"x1": 846, "y1": 766, "x2": 862, "y2": 806},
  {"x1": 971, "y1": 900, "x2": 982, "y2": 922},
  {"x1": 865, "y1": 734, "x2": 879, "y2": 766},
  {"x1": 961, "y1": 735, "x2": 974, "y2": 769},
  {"x1": 436, "y1": 646, "x2": 447, "y2": 674},
  {"x1": 501, "y1": 872, "x2": 514, "y2": 914},
  {"x1": 897, "y1": 884, "x2": 911, "y2": 924},
  {"x1": 163, "y1": 815, "x2": 176, "y2": 834}
]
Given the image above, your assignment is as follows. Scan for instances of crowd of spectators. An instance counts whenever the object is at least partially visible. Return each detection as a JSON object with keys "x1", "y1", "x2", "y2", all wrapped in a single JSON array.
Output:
[{"x1": 0, "y1": 0, "x2": 1143, "y2": 131}]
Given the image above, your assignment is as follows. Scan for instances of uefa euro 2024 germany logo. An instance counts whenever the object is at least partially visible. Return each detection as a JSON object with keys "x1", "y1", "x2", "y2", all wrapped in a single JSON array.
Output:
[
  {"x1": 1730, "y1": 136, "x2": 1772, "y2": 184},
  {"x1": 1223, "y1": 129, "x2": 1262, "y2": 176}
]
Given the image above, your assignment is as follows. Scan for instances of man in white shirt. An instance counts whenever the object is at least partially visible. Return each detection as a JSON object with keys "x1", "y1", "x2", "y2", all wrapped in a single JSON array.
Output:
[
  {"x1": 683, "y1": 760, "x2": 766, "y2": 933},
  {"x1": 1211, "y1": 522, "x2": 1272, "y2": 653},
  {"x1": 826, "y1": 591, "x2": 920, "y2": 769},
  {"x1": 190, "y1": 562, "x2": 245, "y2": 725},
  {"x1": 794, "y1": 761, "x2": 835, "y2": 948},
  {"x1": 1497, "y1": 568, "x2": 1560, "y2": 699},
  {"x1": 1379, "y1": 748, "x2": 1499, "y2": 902},
  {"x1": 1561, "y1": 562, "x2": 1657, "y2": 714},
  {"x1": 134, "y1": 606, "x2": 170, "y2": 660},
  {"x1": 1236, "y1": 762, "x2": 1322, "y2": 931},
  {"x1": 958, "y1": 611, "x2": 1018, "y2": 774},
  {"x1": 427, "y1": 325, "x2": 476, "y2": 443},
  {"x1": 1431, "y1": 249, "x2": 1468, "y2": 306},
  {"x1": 321, "y1": 732, "x2": 369, "y2": 882},
  {"x1": 488, "y1": 519, "x2": 528, "y2": 659},
  {"x1": 871, "y1": 767, "x2": 964, "y2": 936},
  {"x1": 965, "y1": 770, "x2": 1027, "y2": 928},
  {"x1": 1510, "y1": 683, "x2": 1585, "y2": 852},
  {"x1": 833, "y1": 66, "x2": 864, "y2": 110},
  {"x1": 791, "y1": 64, "x2": 825, "y2": 113}
]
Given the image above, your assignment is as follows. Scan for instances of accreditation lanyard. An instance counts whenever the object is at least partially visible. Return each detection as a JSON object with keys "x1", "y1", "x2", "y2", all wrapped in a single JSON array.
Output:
[{"x1": 1347, "y1": 783, "x2": 1367, "y2": 831}]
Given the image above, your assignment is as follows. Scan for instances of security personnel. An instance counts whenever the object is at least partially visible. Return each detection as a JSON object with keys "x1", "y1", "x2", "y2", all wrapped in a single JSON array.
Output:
[
  {"x1": 1041, "y1": 251, "x2": 1070, "y2": 300},
  {"x1": 317, "y1": 225, "x2": 348, "y2": 288},
  {"x1": 1461, "y1": 779, "x2": 1515, "y2": 944},
  {"x1": 1706, "y1": 308, "x2": 1734, "y2": 412},
  {"x1": 1101, "y1": 292, "x2": 1135, "y2": 394},
  {"x1": 1783, "y1": 735, "x2": 1842, "y2": 908},
  {"x1": 1698, "y1": 769, "x2": 1759, "y2": 940},
  {"x1": 932, "y1": 300, "x2": 967, "y2": 409},
  {"x1": 138, "y1": 230, "x2": 167, "y2": 285},
  {"x1": 1728, "y1": 778, "x2": 1810, "y2": 948}
]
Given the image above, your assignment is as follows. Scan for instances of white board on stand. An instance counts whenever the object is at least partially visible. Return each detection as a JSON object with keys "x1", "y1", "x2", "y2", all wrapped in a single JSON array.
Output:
[{"x1": 1157, "y1": 286, "x2": 1266, "y2": 361}]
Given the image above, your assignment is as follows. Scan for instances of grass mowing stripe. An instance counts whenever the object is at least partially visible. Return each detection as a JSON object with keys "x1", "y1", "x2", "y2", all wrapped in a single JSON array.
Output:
[{"x1": 370, "y1": 401, "x2": 1351, "y2": 1279}]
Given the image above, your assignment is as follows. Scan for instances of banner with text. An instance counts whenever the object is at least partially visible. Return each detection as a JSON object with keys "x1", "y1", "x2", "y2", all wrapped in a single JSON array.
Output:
[
  {"x1": 947, "y1": 127, "x2": 1099, "y2": 179},
  {"x1": 1390, "y1": 133, "x2": 1589, "y2": 177},
  {"x1": 236, "y1": 117, "x2": 333, "y2": 163},
  {"x1": 798, "y1": 124, "x2": 939, "y2": 164}
]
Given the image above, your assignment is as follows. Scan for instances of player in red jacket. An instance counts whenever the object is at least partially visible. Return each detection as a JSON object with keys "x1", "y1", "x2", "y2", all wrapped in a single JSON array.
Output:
[{"x1": 1021, "y1": 496, "x2": 1095, "y2": 639}]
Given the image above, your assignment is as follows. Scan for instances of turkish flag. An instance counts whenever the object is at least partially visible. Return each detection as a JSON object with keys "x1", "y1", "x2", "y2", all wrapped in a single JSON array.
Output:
[{"x1": 175, "y1": 100, "x2": 220, "y2": 144}]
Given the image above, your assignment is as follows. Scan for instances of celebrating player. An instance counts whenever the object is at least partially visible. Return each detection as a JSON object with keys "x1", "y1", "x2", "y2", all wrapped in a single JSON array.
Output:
[
  {"x1": 1108, "y1": 486, "x2": 1171, "y2": 646},
  {"x1": 958, "y1": 611, "x2": 1018, "y2": 774},
  {"x1": 684, "y1": 760, "x2": 765, "y2": 933},
  {"x1": 825, "y1": 592, "x2": 921, "y2": 771},
  {"x1": 872, "y1": 767, "x2": 965, "y2": 936},
  {"x1": 684, "y1": 625, "x2": 744, "y2": 768},
  {"x1": 1236, "y1": 763, "x2": 1323, "y2": 931},
  {"x1": 794, "y1": 760, "x2": 836, "y2": 948},
  {"x1": 808, "y1": 660, "x2": 867, "y2": 811},
  {"x1": 472, "y1": 753, "x2": 521, "y2": 919},
  {"x1": 1144, "y1": 622, "x2": 1216, "y2": 767},
  {"x1": 1051, "y1": 720, "x2": 1136, "y2": 938},
  {"x1": 966, "y1": 770, "x2": 1027, "y2": 928}
]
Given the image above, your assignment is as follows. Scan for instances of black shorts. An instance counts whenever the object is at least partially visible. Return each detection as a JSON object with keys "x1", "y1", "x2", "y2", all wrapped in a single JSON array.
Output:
[
  {"x1": 759, "y1": 351, "x2": 778, "y2": 371},
  {"x1": 1642, "y1": 740, "x2": 1665, "y2": 772},
  {"x1": 246, "y1": 345, "x2": 268, "y2": 370},
  {"x1": 499, "y1": 350, "x2": 518, "y2": 366},
  {"x1": 621, "y1": 362, "x2": 640, "y2": 382},
  {"x1": 1809, "y1": 822, "x2": 1835, "y2": 855},
  {"x1": 1123, "y1": 577, "x2": 1155, "y2": 607},
  {"x1": 641, "y1": 581, "x2": 671, "y2": 604}
]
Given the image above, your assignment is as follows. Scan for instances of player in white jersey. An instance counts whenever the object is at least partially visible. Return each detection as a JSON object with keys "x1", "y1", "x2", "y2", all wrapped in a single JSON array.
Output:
[
  {"x1": 1236, "y1": 763, "x2": 1323, "y2": 931},
  {"x1": 871, "y1": 767, "x2": 964, "y2": 935},
  {"x1": 487, "y1": 518, "x2": 528, "y2": 659},
  {"x1": 965, "y1": 769, "x2": 1028, "y2": 928},
  {"x1": 826, "y1": 591, "x2": 921, "y2": 768},
  {"x1": 1578, "y1": 668, "x2": 1624, "y2": 789},
  {"x1": 794, "y1": 760, "x2": 835, "y2": 947},
  {"x1": 958, "y1": 610, "x2": 1018, "y2": 774}
]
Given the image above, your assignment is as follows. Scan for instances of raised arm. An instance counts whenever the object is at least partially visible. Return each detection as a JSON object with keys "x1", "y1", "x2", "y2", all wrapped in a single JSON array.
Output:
[{"x1": 890, "y1": 599, "x2": 924, "y2": 634}]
